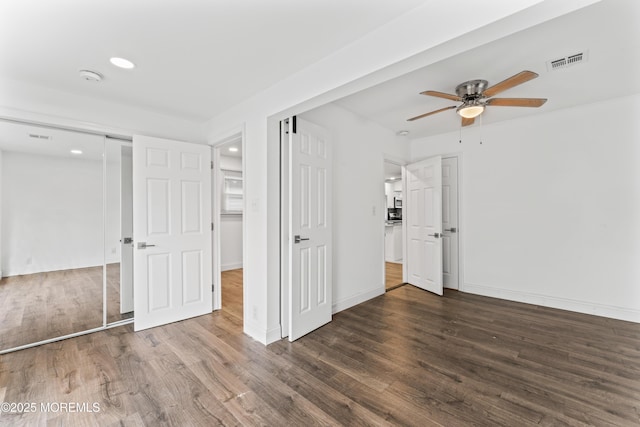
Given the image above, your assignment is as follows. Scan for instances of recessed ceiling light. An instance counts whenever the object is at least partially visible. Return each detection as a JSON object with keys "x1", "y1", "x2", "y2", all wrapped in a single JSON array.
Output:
[
  {"x1": 110, "y1": 57, "x2": 135, "y2": 69},
  {"x1": 228, "y1": 147, "x2": 239, "y2": 152},
  {"x1": 70, "y1": 149, "x2": 83, "y2": 155},
  {"x1": 397, "y1": 130, "x2": 410, "y2": 136}
]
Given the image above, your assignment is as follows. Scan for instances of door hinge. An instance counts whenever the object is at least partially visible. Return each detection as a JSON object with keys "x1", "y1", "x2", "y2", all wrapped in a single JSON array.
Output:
[
  {"x1": 211, "y1": 161, "x2": 214, "y2": 169},
  {"x1": 211, "y1": 222, "x2": 214, "y2": 231},
  {"x1": 212, "y1": 284, "x2": 215, "y2": 292},
  {"x1": 292, "y1": 115, "x2": 297, "y2": 134}
]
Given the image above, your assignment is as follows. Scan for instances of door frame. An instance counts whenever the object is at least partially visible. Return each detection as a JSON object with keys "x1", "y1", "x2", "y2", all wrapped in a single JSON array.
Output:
[
  {"x1": 280, "y1": 118, "x2": 291, "y2": 338},
  {"x1": 403, "y1": 152, "x2": 464, "y2": 293},
  {"x1": 209, "y1": 125, "x2": 246, "y2": 311}
]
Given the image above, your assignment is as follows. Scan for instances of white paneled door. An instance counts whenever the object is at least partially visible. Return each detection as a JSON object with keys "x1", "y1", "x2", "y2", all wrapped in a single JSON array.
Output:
[
  {"x1": 288, "y1": 118, "x2": 332, "y2": 341},
  {"x1": 406, "y1": 156, "x2": 443, "y2": 295},
  {"x1": 133, "y1": 135, "x2": 212, "y2": 331}
]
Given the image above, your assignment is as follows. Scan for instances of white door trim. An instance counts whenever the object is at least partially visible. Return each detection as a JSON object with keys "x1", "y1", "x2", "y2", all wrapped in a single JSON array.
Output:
[{"x1": 280, "y1": 119, "x2": 290, "y2": 338}]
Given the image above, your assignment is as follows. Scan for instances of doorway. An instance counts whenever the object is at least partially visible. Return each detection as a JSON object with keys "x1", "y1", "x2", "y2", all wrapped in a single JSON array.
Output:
[
  {"x1": 212, "y1": 132, "x2": 244, "y2": 322},
  {"x1": 383, "y1": 160, "x2": 404, "y2": 291}
]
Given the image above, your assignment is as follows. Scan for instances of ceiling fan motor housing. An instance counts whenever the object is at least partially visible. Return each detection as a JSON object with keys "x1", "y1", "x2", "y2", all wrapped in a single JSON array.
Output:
[{"x1": 455, "y1": 79, "x2": 488, "y2": 100}]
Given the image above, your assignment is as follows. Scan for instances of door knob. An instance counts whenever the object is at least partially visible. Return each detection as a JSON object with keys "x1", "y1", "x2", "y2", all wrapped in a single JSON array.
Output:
[
  {"x1": 294, "y1": 235, "x2": 309, "y2": 244},
  {"x1": 428, "y1": 233, "x2": 442, "y2": 238},
  {"x1": 137, "y1": 242, "x2": 156, "y2": 249},
  {"x1": 444, "y1": 228, "x2": 457, "y2": 233}
]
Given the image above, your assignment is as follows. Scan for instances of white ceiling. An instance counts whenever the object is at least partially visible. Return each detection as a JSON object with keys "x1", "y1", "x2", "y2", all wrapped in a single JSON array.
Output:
[
  {"x1": 217, "y1": 133, "x2": 242, "y2": 158},
  {"x1": 384, "y1": 162, "x2": 402, "y2": 181},
  {"x1": 0, "y1": 0, "x2": 426, "y2": 122},
  {"x1": 334, "y1": 0, "x2": 640, "y2": 139}
]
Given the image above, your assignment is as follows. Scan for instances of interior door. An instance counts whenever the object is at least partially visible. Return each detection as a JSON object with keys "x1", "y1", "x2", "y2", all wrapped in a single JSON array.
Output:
[
  {"x1": 442, "y1": 156, "x2": 459, "y2": 289},
  {"x1": 405, "y1": 156, "x2": 443, "y2": 295},
  {"x1": 133, "y1": 135, "x2": 212, "y2": 331},
  {"x1": 288, "y1": 118, "x2": 332, "y2": 341}
]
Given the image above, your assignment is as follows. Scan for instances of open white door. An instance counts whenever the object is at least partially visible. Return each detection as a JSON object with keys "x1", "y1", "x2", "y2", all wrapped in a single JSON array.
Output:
[
  {"x1": 133, "y1": 135, "x2": 212, "y2": 331},
  {"x1": 287, "y1": 118, "x2": 332, "y2": 341},
  {"x1": 405, "y1": 156, "x2": 443, "y2": 295}
]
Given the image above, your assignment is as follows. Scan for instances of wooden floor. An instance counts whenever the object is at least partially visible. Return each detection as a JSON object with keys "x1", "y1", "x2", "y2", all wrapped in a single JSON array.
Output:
[
  {"x1": 0, "y1": 264, "x2": 131, "y2": 351},
  {"x1": 385, "y1": 261, "x2": 403, "y2": 290},
  {"x1": 1, "y1": 275, "x2": 640, "y2": 426}
]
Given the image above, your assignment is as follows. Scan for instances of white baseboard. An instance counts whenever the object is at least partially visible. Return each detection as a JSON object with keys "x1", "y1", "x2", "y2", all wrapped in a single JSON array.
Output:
[
  {"x1": 266, "y1": 326, "x2": 282, "y2": 344},
  {"x1": 464, "y1": 282, "x2": 640, "y2": 324},
  {"x1": 243, "y1": 319, "x2": 267, "y2": 345},
  {"x1": 242, "y1": 319, "x2": 282, "y2": 345},
  {"x1": 332, "y1": 286, "x2": 385, "y2": 314},
  {"x1": 221, "y1": 262, "x2": 243, "y2": 272}
]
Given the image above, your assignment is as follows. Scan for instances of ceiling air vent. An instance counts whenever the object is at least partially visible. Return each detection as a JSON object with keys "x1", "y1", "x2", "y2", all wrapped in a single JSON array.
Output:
[
  {"x1": 28, "y1": 133, "x2": 51, "y2": 140},
  {"x1": 546, "y1": 50, "x2": 588, "y2": 71}
]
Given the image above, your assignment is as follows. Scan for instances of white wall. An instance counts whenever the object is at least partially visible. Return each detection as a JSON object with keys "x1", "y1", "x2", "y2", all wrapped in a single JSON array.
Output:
[
  {"x1": 218, "y1": 154, "x2": 243, "y2": 271},
  {"x1": 220, "y1": 215, "x2": 243, "y2": 271},
  {"x1": 0, "y1": 79, "x2": 206, "y2": 143},
  {"x1": 219, "y1": 155, "x2": 242, "y2": 171},
  {"x1": 410, "y1": 93, "x2": 640, "y2": 322},
  {"x1": 301, "y1": 103, "x2": 410, "y2": 312},
  {"x1": 1, "y1": 151, "x2": 104, "y2": 275}
]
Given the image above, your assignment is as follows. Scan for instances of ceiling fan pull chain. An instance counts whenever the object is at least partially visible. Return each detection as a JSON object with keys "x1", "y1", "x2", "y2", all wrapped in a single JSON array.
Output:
[{"x1": 479, "y1": 114, "x2": 483, "y2": 145}]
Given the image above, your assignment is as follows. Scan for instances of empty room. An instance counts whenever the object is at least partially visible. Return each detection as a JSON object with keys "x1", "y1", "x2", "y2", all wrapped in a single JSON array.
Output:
[{"x1": 1, "y1": 0, "x2": 639, "y2": 425}]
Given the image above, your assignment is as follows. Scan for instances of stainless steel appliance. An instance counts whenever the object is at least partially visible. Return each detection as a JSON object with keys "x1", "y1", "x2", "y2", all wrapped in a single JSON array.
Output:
[{"x1": 388, "y1": 208, "x2": 402, "y2": 220}]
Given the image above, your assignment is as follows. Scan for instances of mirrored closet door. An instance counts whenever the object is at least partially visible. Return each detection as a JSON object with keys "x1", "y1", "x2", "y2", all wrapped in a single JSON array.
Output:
[{"x1": 0, "y1": 121, "x2": 133, "y2": 353}]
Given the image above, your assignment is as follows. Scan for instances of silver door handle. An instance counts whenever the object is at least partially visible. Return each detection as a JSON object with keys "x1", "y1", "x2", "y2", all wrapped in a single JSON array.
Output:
[
  {"x1": 294, "y1": 235, "x2": 309, "y2": 244},
  {"x1": 444, "y1": 228, "x2": 457, "y2": 233},
  {"x1": 137, "y1": 242, "x2": 156, "y2": 249},
  {"x1": 428, "y1": 233, "x2": 442, "y2": 238}
]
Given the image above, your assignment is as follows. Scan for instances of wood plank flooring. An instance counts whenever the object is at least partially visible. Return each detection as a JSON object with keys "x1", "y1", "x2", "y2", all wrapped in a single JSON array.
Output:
[
  {"x1": 0, "y1": 264, "x2": 131, "y2": 351},
  {"x1": 1, "y1": 274, "x2": 640, "y2": 426},
  {"x1": 385, "y1": 262, "x2": 403, "y2": 290}
]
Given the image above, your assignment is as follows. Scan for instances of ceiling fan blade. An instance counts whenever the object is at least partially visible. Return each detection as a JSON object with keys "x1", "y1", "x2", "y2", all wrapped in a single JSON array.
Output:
[
  {"x1": 487, "y1": 98, "x2": 547, "y2": 107},
  {"x1": 483, "y1": 70, "x2": 539, "y2": 98},
  {"x1": 420, "y1": 90, "x2": 462, "y2": 102},
  {"x1": 407, "y1": 105, "x2": 456, "y2": 121},
  {"x1": 461, "y1": 117, "x2": 475, "y2": 127}
]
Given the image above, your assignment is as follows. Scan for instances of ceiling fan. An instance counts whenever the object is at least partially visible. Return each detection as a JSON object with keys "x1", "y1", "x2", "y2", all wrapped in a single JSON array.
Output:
[{"x1": 407, "y1": 70, "x2": 547, "y2": 126}]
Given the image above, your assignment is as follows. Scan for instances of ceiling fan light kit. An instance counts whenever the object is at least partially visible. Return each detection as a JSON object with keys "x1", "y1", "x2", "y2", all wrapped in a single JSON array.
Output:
[
  {"x1": 408, "y1": 70, "x2": 547, "y2": 126},
  {"x1": 457, "y1": 102, "x2": 484, "y2": 119}
]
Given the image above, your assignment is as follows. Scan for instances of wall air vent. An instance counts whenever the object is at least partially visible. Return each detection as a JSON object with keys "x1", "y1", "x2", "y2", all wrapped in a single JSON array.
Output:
[
  {"x1": 546, "y1": 50, "x2": 588, "y2": 71},
  {"x1": 28, "y1": 133, "x2": 51, "y2": 140}
]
